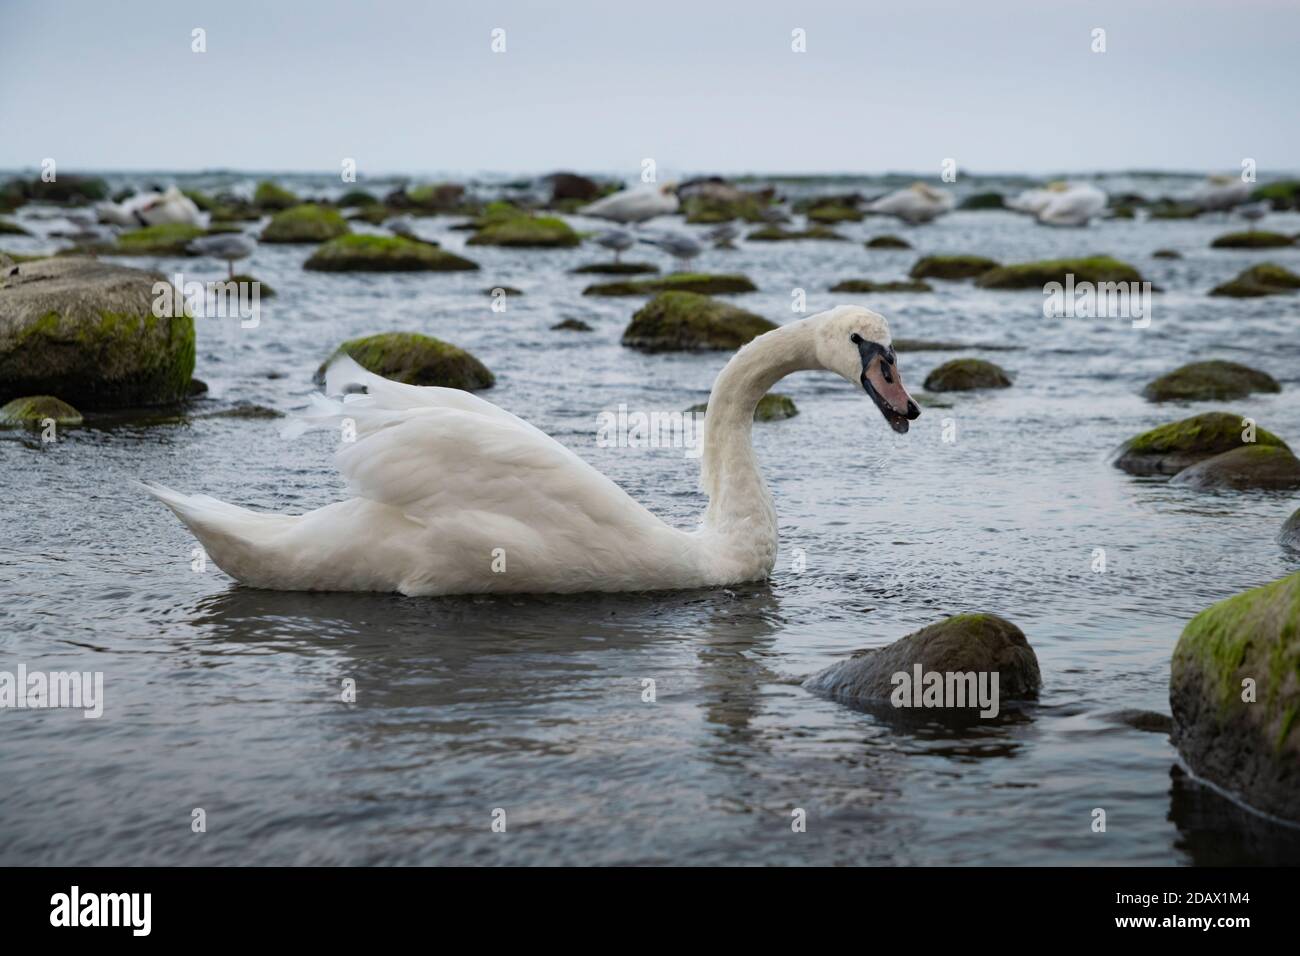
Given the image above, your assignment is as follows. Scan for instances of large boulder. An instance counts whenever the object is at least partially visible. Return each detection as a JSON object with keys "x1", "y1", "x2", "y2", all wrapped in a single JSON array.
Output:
[
  {"x1": 803, "y1": 613, "x2": 1041, "y2": 709},
  {"x1": 315, "y1": 332, "x2": 494, "y2": 391},
  {"x1": 923, "y1": 358, "x2": 1011, "y2": 391},
  {"x1": 304, "y1": 235, "x2": 478, "y2": 272},
  {"x1": 1113, "y1": 411, "x2": 1289, "y2": 476},
  {"x1": 1171, "y1": 570, "x2": 1300, "y2": 823},
  {"x1": 466, "y1": 210, "x2": 579, "y2": 248},
  {"x1": 1142, "y1": 360, "x2": 1280, "y2": 402},
  {"x1": 1170, "y1": 445, "x2": 1300, "y2": 491},
  {"x1": 546, "y1": 172, "x2": 602, "y2": 203},
  {"x1": 260, "y1": 204, "x2": 351, "y2": 243},
  {"x1": 584, "y1": 273, "x2": 757, "y2": 297},
  {"x1": 976, "y1": 256, "x2": 1143, "y2": 289},
  {"x1": 0, "y1": 257, "x2": 194, "y2": 408},
  {"x1": 1210, "y1": 263, "x2": 1300, "y2": 298},
  {"x1": 252, "y1": 181, "x2": 300, "y2": 211},
  {"x1": 909, "y1": 255, "x2": 999, "y2": 280},
  {"x1": 621, "y1": 292, "x2": 776, "y2": 352}
]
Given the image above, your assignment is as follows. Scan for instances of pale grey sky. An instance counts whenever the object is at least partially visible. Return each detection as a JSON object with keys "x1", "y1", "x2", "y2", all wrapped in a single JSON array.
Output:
[{"x1": 2, "y1": 0, "x2": 1297, "y2": 176}]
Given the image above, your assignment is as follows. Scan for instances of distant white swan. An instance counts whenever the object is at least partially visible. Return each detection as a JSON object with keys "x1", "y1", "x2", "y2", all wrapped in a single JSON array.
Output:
[
  {"x1": 1036, "y1": 182, "x2": 1107, "y2": 226},
  {"x1": 141, "y1": 305, "x2": 920, "y2": 596},
  {"x1": 1191, "y1": 175, "x2": 1251, "y2": 212},
  {"x1": 581, "y1": 183, "x2": 679, "y2": 224},
  {"x1": 866, "y1": 183, "x2": 954, "y2": 224},
  {"x1": 98, "y1": 186, "x2": 206, "y2": 228},
  {"x1": 1006, "y1": 182, "x2": 1066, "y2": 215}
]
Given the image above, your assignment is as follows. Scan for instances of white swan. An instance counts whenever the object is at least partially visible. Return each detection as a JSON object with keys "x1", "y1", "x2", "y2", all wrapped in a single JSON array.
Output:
[
  {"x1": 1191, "y1": 174, "x2": 1251, "y2": 211},
  {"x1": 1035, "y1": 182, "x2": 1107, "y2": 226},
  {"x1": 581, "y1": 183, "x2": 679, "y2": 224},
  {"x1": 141, "y1": 306, "x2": 920, "y2": 596},
  {"x1": 97, "y1": 186, "x2": 205, "y2": 228},
  {"x1": 865, "y1": 183, "x2": 954, "y2": 224},
  {"x1": 1006, "y1": 181, "x2": 1066, "y2": 215}
]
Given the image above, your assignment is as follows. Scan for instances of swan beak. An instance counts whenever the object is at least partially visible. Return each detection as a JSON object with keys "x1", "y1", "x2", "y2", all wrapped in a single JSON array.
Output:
[{"x1": 861, "y1": 348, "x2": 920, "y2": 434}]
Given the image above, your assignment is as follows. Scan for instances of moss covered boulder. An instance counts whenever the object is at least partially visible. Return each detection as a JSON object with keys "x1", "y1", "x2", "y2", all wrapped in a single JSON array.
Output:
[
  {"x1": 1152, "y1": 248, "x2": 1182, "y2": 259},
  {"x1": 1142, "y1": 360, "x2": 1280, "y2": 403},
  {"x1": 570, "y1": 262, "x2": 658, "y2": 275},
  {"x1": 466, "y1": 212, "x2": 579, "y2": 248},
  {"x1": 1170, "y1": 445, "x2": 1300, "y2": 491},
  {"x1": 803, "y1": 613, "x2": 1041, "y2": 709},
  {"x1": 314, "y1": 332, "x2": 493, "y2": 391},
  {"x1": 104, "y1": 223, "x2": 208, "y2": 256},
  {"x1": 253, "y1": 181, "x2": 300, "y2": 211},
  {"x1": 1210, "y1": 231, "x2": 1293, "y2": 250},
  {"x1": 22, "y1": 175, "x2": 109, "y2": 204},
  {"x1": 923, "y1": 358, "x2": 1011, "y2": 391},
  {"x1": 746, "y1": 225, "x2": 846, "y2": 242},
  {"x1": 1170, "y1": 570, "x2": 1300, "y2": 822},
  {"x1": 584, "y1": 273, "x2": 757, "y2": 297},
  {"x1": 1251, "y1": 180, "x2": 1300, "y2": 211},
  {"x1": 338, "y1": 189, "x2": 378, "y2": 207},
  {"x1": 909, "y1": 255, "x2": 999, "y2": 280},
  {"x1": 1113, "y1": 411, "x2": 1288, "y2": 476},
  {"x1": 0, "y1": 395, "x2": 82, "y2": 427},
  {"x1": 958, "y1": 192, "x2": 1006, "y2": 210},
  {"x1": 304, "y1": 235, "x2": 479, "y2": 272},
  {"x1": 976, "y1": 256, "x2": 1143, "y2": 289},
  {"x1": 865, "y1": 235, "x2": 911, "y2": 249},
  {"x1": 805, "y1": 202, "x2": 864, "y2": 223},
  {"x1": 1210, "y1": 263, "x2": 1300, "y2": 298},
  {"x1": 0, "y1": 257, "x2": 195, "y2": 408},
  {"x1": 260, "y1": 204, "x2": 351, "y2": 243},
  {"x1": 688, "y1": 392, "x2": 798, "y2": 421},
  {"x1": 622, "y1": 292, "x2": 776, "y2": 352},
  {"x1": 831, "y1": 279, "x2": 932, "y2": 293},
  {"x1": 681, "y1": 194, "x2": 770, "y2": 224}
]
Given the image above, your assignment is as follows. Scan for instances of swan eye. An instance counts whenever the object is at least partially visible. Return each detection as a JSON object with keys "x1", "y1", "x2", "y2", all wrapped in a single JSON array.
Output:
[{"x1": 850, "y1": 332, "x2": 863, "y2": 344}]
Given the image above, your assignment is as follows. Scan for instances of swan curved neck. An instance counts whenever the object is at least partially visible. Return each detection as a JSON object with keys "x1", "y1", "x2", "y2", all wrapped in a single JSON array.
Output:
[{"x1": 700, "y1": 320, "x2": 818, "y2": 543}]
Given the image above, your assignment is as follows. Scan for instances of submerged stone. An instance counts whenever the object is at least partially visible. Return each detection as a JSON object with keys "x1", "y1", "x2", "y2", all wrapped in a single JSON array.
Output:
[
  {"x1": 0, "y1": 394, "x2": 82, "y2": 426},
  {"x1": 584, "y1": 273, "x2": 757, "y2": 297},
  {"x1": 688, "y1": 392, "x2": 798, "y2": 421},
  {"x1": 975, "y1": 256, "x2": 1143, "y2": 288},
  {"x1": 315, "y1": 332, "x2": 494, "y2": 391},
  {"x1": 305, "y1": 235, "x2": 479, "y2": 272},
  {"x1": 1210, "y1": 263, "x2": 1300, "y2": 298},
  {"x1": 1210, "y1": 231, "x2": 1294, "y2": 250},
  {"x1": 621, "y1": 291, "x2": 775, "y2": 352},
  {"x1": 830, "y1": 279, "x2": 932, "y2": 293},
  {"x1": 922, "y1": 358, "x2": 1012, "y2": 391},
  {"x1": 909, "y1": 255, "x2": 1000, "y2": 280},
  {"x1": 1142, "y1": 360, "x2": 1280, "y2": 402},
  {"x1": 1113, "y1": 411, "x2": 1289, "y2": 476},
  {"x1": 1170, "y1": 445, "x2": 1300, "y2": 491},
  {"x1": 865, "y1": 235, "x2": 912, "y2": 249}
]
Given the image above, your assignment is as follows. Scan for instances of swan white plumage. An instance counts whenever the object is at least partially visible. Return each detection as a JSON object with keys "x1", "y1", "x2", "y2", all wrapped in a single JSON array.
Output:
[
  {"x1": 141, "y1": 306, "x2": 920, "y2": 596},
  {"x1": 97, "y1": 186, "x2": 206, "y2": 228},
  {"x1": 581, "y1": 183, "x2": 679, "y2": 224},
  {"x1": 1035, "y1": 182, "x2": 1107, "y2": 226},
  {"x1": 865, "y1": 183, "x2": 954, "y2": 224},
  {"x1": 1006, "y1": 181, "x2": 1066, "y2": 215},
  {"x1": 1191, "y1": 174, "x2": 1251, "y2": 211}
]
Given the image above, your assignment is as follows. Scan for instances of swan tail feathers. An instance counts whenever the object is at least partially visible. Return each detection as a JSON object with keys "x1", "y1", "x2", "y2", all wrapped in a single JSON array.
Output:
[{"x1": 280, "y1": 391, "x2": 347, "y2": 440}]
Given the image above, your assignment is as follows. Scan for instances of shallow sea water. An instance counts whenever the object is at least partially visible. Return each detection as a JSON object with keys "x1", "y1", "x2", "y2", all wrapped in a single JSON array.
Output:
[{"x1": 2, "y1": 172, "x2": 1299, "y2": 865}]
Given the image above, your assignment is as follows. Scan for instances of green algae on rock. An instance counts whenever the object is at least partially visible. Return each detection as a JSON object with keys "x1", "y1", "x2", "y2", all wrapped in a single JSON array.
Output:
[
  {"x1": 1142, "y1": 360, "x2": 1280, "y2": 402},
  {"x1": 923, "y1": 358, "x2": 1012, "y2": 391},
  {"x1": 466, "y1": 211, "x2": 579, "y2": 248},
  {"x1": 975, "y1": 256, "x2": 1143, "y2": 288},
  {"x1": 909, "y1": 255, "x2": 1000, "y2": 280},
  {"x1": 314, "y1": 332, "x2": 494, "y2": 391},
  {"x1": 745, "y1": 225, "x2": 846, "y2": 242},
  {"x1": 304, "y1": 235, "x2": 479, "y2": 272},
  {"x1": 1210, "y1": 231, "x2": 1294, "y2": 250},
  {"x1": 1113, "y1": 411, "x2": 1289, "y2": 476},
  {"x1": 253, "y1": 181, "x2": 299, "y2": 211},
  {"x1": 220, "y1": 275, "x2": 275, "y2": 297},
  {"x1": 1170, "y1": 569, "x2": 1300, "y2": 822},
  {"x1": 830, "y1": 279, "x2": 932, "y2": 293},
  {"x1": 584, "y1": 273, "x2": 757, "y2": 297},
  {"x1": 1210, "y1": 263, "x2": 1300, "y2": 298},
  {"x1": 621, "y1": 292, "x2": 776, "y2": 352},
  {"x1": 0, "y1": 394, "x2": 82, "y2": 427},
  {"x1": 958, "y1": 192, "x2": 1006, "y2": 210},
  {"x1": 687, "y1": 392, "x2": 798, "y2": 421},
  {"x1": 1170, "y1": 445, "x2": 1300, "y2": 491},
  {"x1": 103, "y1": 223, "x2": 208, "y2": 256},
  {"x1": 552, "y1": 318, "x2": 593, "y2": 332},
  {"x1": 260, "y1": 204, "x2": 351, "y2": 243},
  {"x1": 0, "y1": 257, "x2": 195, "y2": 408},
  {"x1": 865, "y1": 235, "x2": 912, "y2": 249}
]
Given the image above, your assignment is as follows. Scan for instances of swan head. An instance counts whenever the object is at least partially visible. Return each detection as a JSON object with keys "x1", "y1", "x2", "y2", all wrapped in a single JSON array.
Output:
[{"x1": 811, "y1": 305, "x2": 921, "y2": 434}]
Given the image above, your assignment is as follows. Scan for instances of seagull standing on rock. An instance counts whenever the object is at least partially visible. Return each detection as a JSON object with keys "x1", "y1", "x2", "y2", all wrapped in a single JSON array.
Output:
[
  {"x1": 641, "y1": 232, "x2": 702, "y2": 271},
  {"x1": 187, "y1": 233, "x2": 256, "y2": 278},
  {"x1": 1236, "y1": 200, "x2": 1269, "y2": 231},
  {"x1": 594, "y1": 229, "x2": 635, "y2": 262},
  {"x1": 581, "y1": 183, "x2": 679, "y2": 225}
]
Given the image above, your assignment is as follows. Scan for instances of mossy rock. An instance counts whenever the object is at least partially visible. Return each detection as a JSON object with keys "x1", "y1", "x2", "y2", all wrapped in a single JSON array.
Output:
[
  {"x1": 687, "y1": 392, "x2": 798, "y2": 421},
  {"x1": 1148, "y1": 201, "x2": 1201, "y2": 220},
  {"x1": 803, "y1": 613, "x2": 1041, "y2": 708},
  {"x1": 22, "y1": 175, "x2": 109, "y2": 204},
  {"x1": 1152, "y1": 249, "x2": 1182, "y2": 259},
  {"x1": 745, "y1": 225, "x2": 846, "y2": 242},
  {"x1": 1282, "y1": 509, "x2": 1300, "y2": 550},
  {"x1": 923, "y1": 358, "x2": 1011, "y2": 391},
  {"x1": 404, "y1": 183, "x2": 466, "y2": 211},
  {"x1": 570, "y1": 262, "x2": 659, "y2": 275},
  {"x1": 1143, "y1": 360, "x2": 1280, "y2": 403},
  {"x1": 552, "y1": 318, "x2": 592, "y2": 332},
  {"x1": 466, "y1": 214, "x2": 579, "y2": 248},
  {"x1": 0, "y1": 257, "x2": 195, "y2": 408},
  {"x1": 347, "y1": 205, "x2": 396, "y2": 225},
  {"x1": 304, "y1": 235, "x2": 479, "y2": 272},
  {"x1": 1170, "y1": 445, "x2": 1300, "y2": 491},
  {"x1": 1210, "y1": 231, "x2": 1294, "y2": 250},
  {"x1": 1250, "y1": 180, "x2": 1300, "y2": 210},
  {"x1": 865, "y1": 235, "x2": 911, "y2": 249},
  {"x1": 104, "y1": 223, "x2": 208, "y2": 256},
  {"x1": 1113, "y1": 411, "x2": 1288, "y2": 476},
  {"x1": 0, "y1": 394, "x2": 82, "y2": 427},
  {"x1": 0, "y1": 218, "x2": 29, "y2": 236},
  {"x1": 1210, "y1": 262, "x2": 1300, "y2": 298},
  {"x1": 314, "y1": 332, "x2": 493, "y2": 391},
  {"x1": 253, "y1": 181, "x2": 300, "y2": 211},
  {"x1": 222, "y1": 274, "x2": 275, "y2": 297},
  {"x1": 910, "y1": 255, "x2": 1000, "y2": 280},
  {"x1": 622, "y1": 292, "x2": 776, "y2": 352},
  {"x1": 584, "y1": 273, "x2": 757, "y2": 297},
  {"x1": 958, "y1": 191, "x2": 1006, "y2": 210},
  {"x1": 805, "y1": 203, "x2": 864, "y2": 223},
  {"x1": 830, "y1": 279, "x2": 932, "y2": 293},
  {"x1": 681, "y1": 195, "x2": 770, "y2": 224},
  {"x1": 1170, "y1": 569, "x2": 1300, "y2": 822},
  {"x1": 260, "y1": 204, "x2": 351, "y2": 244},
  {"x1": 338, "y1": 190, "x2": 379, "y2": 207},
  {"x1": 976, "y1": 256, "x2": 1143, "y2": 289}
]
